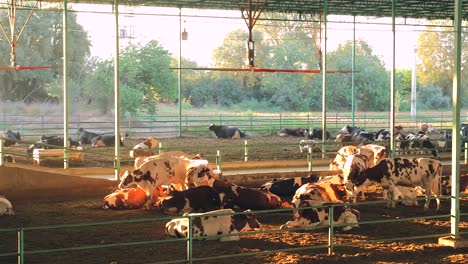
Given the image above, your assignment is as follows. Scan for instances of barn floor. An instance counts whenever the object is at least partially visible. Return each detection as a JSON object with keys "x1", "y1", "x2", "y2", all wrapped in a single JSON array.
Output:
[{"x1": 1, "y1": 134, "x2": 467, "y2": 263}]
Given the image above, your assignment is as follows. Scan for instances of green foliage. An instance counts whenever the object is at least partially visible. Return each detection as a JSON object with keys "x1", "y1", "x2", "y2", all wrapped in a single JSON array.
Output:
[
  {"x1": 0, "y1": 10, "x2": 90, "y2": 103},
  {"x1": 417, "y1": 84, "x2": 450, "y2": 110}
]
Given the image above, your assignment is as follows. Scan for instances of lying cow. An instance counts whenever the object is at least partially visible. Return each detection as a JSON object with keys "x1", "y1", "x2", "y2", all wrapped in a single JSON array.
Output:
[
  {"x1": 346, "y1": 157, "x2": 442, "y2": 211},
  {"x1": 1, "y1": 130, "x2": 21, "y2": 147},
  {"x1": 260, "y1": 174, "x2": 320, "y2": 196},
  {"x1": 212, "y1": 179, "x2": 282, "y2": 210},
  {"x1": 298, "y1": 139, "x2": 322, "y2": 153},
  {"x1": 165, "y1": 209, "x2": 260, "y2": 242},
  {"x1": 77, "y1": 128, "x2": 101, "y2": 145},
  {"x1": 279, "y1": 200, "x2": 360, "y2": 231},
  {"x1": 0, "y1": 195, "x2": 14, "y2": 216},
  {"x1": 290, "y1": 175, "x2": 351, "y2": 208},
  {"x1": 277, "y1": 128, "x2": 306, "y2": 137},
  {"x1": 305, "y1": 128, "x2": 330, "y2": 140},
  {"x1": 27, "y1": 135, "x2": 80, "y2": 153},
  {"x1": 103, "y1": 186, "x2": 167, "y2": 209},
  {"x1": 91, "y1": 133, "x2": 128, "y2": 147},
  {"x1": 3, "y1": 154, "x2": 15, "y2": 163},
  {"x1": 209, "y1": 124, "x2": 246, "y2": 139},
  {"x1": 129, "y1": 137, "x2": 160, "y2": 158},
  {"x1": 383, "y1": 185, "x2": 419, "y2": 207},
  {"x1": 157, "y1": 186, "x2": 222, "y2": 215},
  {"x1": 119, "y1": 157, "x2": 212, "y2": 209}
]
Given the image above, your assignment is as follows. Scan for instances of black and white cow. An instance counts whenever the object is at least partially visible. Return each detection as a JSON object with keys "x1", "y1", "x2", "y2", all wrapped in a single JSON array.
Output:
[
  {"x1": 1, "y1": 130, "x2": 21, "y2": 147},
  {"x1": 165, "y1": 209, "x2": 261, "y2": 242},
  {"x1": 260, "y1": 174, "x2": 320, "y2": 196},
  {"x1": 212, "y1": 179, "x2": 282, "y2": 210},
  {"x1": 305, "y1": 128, "x2": 331, "y2": 140},
  {"x1": 383, "y1": 185, "x2": 419, "y2": 207},
  {"x1": 0, "y1": 195, "x2": 14, "y2": 216},
  {"x1": 208, "y1": 124, "x2": 246, "y2": 139},
  {"x1": 280, "y1": 200, "x2": 360, "y2": 231},
  {"x1": 157, "y1": 186, "x2": 222, "y2": 215},
  {"x1": 290, "y1": 175, "x2": 351, "y2": 207},
  {"x1": 77, "y1": 128, "x2": 101, "y2": 145},
  {"x1": 277, "y1": 128, "x2": 306, "y2": 137},
  {"x1": 91, "y1": 133, "x2": 128, "y2": 147},
  {"x1": 347, "y1": 157, "x2": 442, "y2": 210},
  {"x1": 27, "y1": 135, "x2": 80, "y2": 153}
]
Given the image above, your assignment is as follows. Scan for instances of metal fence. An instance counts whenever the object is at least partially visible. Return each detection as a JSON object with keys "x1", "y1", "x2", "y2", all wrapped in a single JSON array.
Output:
[
  {"x1": 1, "y1": 112, "x2": 466, "y2": 139},
  {"x1": 0, "y1": 195, "x2": 466, "y2": 264}
]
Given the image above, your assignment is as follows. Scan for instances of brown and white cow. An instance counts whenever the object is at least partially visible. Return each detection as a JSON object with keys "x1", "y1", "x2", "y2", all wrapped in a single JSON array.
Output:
[
  {"x1": 134, "y1": 151, "x2": 202, "y2": 169},
  {"x1": 329, "y1": 146, "x2": 374, "y2": 171},
  {"x1": 103, "y1": 186, "x2": 168, "y2": 209},
  {"x1": 360, "y1": 144, "x2": 389, "y2": 167},
  {"x1": 212, "y1": 179, "x2": 282, "y2": 210},
  {"x1": 0, "y1": 195, "x2": 14, "y2": 216},
  {"x1": 165, "y1": 209, "x2": 260, "y2": 242},
  {"x1": 118, "y1": 157, "x2": 211, "y2": 209},
  {"x1": 280, "y1": 200, "x2": 360, "y2": 231},
  {"x1": 129, "y1": 137, "x2": 160, "y2": 158},
  {"x1": 347, "y1": 157, "x2": 442, "y2": 210},
  {"x1": 157, "y1": 186, "x2": 222, "y2": 215}
]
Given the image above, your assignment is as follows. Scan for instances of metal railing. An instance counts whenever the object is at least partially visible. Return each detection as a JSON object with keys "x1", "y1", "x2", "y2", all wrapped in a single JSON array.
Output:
[{"x1": 0, "y1": 195, "x2": 466, "y2": 263}]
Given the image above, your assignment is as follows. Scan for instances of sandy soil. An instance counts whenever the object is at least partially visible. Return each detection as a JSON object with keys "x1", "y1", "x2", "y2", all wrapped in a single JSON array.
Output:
[{"x1": 1, "y1": 134, "x2": 467, "y2": 264}]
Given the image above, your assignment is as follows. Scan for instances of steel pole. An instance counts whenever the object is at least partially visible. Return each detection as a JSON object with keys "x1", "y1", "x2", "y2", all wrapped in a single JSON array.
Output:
[
  {"x1": 62, "y1": 0, "x2": 69, "y2": 169},
  {"x1": 389, "y1": 0, "x2": 396, "y2": 157},
  {"x1": 114, "y1": 0, "x2": 121, "y2": 180}
]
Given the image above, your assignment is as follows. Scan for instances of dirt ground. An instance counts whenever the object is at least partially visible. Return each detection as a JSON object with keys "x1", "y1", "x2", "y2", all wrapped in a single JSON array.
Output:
[{"x1": 1, "y1": 134, "x2": 467, "y2": 264}]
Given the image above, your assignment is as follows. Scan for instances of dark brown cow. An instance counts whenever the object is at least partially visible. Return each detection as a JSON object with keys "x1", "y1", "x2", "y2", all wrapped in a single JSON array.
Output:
[{"x1": 157, "y1": 186, "x2": 222, "y2": 215}]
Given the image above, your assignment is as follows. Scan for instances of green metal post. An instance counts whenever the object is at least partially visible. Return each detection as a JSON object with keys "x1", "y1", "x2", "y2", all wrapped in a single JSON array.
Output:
[
  {"x1": 328, "y1": 206, "x2": 334, "y2": 254},
  {"x1": 465, "y1": 142, "x2": 467, "y2": 164},
  {"x1": 321, "y1": 0, "x2": 328, "y2": 156},
  {"x1": 62, "y1": 0, "x2": 69, "y2": 169},
  {"x1": 187, "y1": 214, "x2": 193, "y2": 264},
  {"x1": 351, "y1": 16, "x2": 356, "y2": 127},
  {"x1": 178, "y1": 8, "x2": 182, "y2": 137},
  {"x1": 17, "y1": 228, "x2": 24, "y2": 264},
  {"x1": 0, "y1": 139, "x2": 4, "y2": 166},
  {"x1": 244, "y1": 140, "x2": 248, "y2": 162},
  {"x1": 114, "y1": 0, "x2": 121, "y2": 181},
  {"x1": 389, "y1": 0, "x2": 396, "y2": 158},
  {"x1": 450, "y1": 0, "x2": 462, "y2": 239},
  {"x1": 308, "y1": 146, "x2": 312, "y2": 171}
]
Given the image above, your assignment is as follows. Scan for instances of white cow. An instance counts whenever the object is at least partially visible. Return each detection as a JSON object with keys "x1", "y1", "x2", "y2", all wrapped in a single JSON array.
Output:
[
  {"x1": 0, "y1": 195, "x2": 14, "y2": 216},
  {"x1": 165, "y1": 209, "x2": 260, "y2": 242}
]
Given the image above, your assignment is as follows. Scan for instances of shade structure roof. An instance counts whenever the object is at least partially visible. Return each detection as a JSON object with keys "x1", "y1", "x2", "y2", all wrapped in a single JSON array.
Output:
[{"x1": 41, "y1": 0, "x2": 468, "y2": 20}]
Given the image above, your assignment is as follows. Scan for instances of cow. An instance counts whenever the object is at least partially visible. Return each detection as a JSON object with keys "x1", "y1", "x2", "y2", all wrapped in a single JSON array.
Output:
[
  {"x1": 3, "y1": 154, "x2": 15, "y2": 163},
  {"x1": 277, "y1": 128, "x2": 306, "y2": 137},
  {"x1": 299, "y1": 139, "x2": 322, "y2": 153},
  {"x1": 77, "y1": 128, "x2": 101, "y2": 145},
  {"x1": 334, "y1": 133, "x2": 370, "y2": 144},
  {"x1": 374, "y1": 128, "x2": 390, "y2": 141},
  {"x1": 103, "y1": 186, "x2": 167, "y2": 209},
  {"x1": 0, "y1": 195, "x2": 14, "y2": 216},
  {"x1": 290, "y1": 175, "x2": 351, "y2": 208},
  {"x1": 383, "y1": 185, "x2": 419, "y2": 207},
  {"x1": 260, "y1": 174, "x2": 320, "y2": 196},
  {"x1": 91, "y1": 132, "x2": 128, "y2": 147},
  {"x1": 134, "y1": 151, "x2": 202, "y2": 169},
  {"x1": 279, "y1": 200, "x2": 360, "y2": 231},
  {"x1": 129, "y1": 137, "x2": 160, "y2": 158},
  {"x1": 360, "y1": 144, "x2": 389, "y2": 167},
  {"x1": 157, "y1": 186, "x2": 222, "y2": 215},
  {"x1": 346, "y1": 157, "x2": 442, "y2": 210},
  {"x1": 118, "y1": 157, "x2": 212, "y2": 209},
  {"x1": 461, "y1": 123, "x2": 468, "y2": 138},
  {"x1": 27, "y1": 135, "x2": 80, "y2": 153},
  {"x1": 395, "y1": 132, "x2": 410, "y2": 155},
  {"x1": 165, "y1": 209, "x2": 261, "y2": 242},
  {"x1": 212, "y1": 179, "x2": 282, "y2": 210},
  {"x1": 208, "y1": 124, "x2": 246, "y2": 139},
  {"x1": 1, "y1": 130, "x2": 21, "y2": 147},
  {"x1": 305, "y1": 128, "x2": 330, "y2": 140},
  {"x1": 329, "y1": 146, "x2": 375, "y2": 171}
]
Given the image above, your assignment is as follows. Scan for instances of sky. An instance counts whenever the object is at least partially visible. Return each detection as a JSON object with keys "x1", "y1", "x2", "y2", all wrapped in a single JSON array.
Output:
[{"x1": 74, "y1": 5, "x2": 421, "y2": 70}]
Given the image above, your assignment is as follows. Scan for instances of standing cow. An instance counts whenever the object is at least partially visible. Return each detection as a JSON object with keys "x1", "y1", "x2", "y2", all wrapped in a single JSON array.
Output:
[
  {"x1": 346, "y1": 157, "x2": 442, "y2": 210},
  {"x1": 208, "y1": 124, "x2": 246, "y2": 139}
]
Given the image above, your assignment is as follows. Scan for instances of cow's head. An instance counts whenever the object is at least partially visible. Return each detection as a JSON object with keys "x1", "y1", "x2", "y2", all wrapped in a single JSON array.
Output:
[
  {"x1": 233, "y1": 210, "x2": 261, "y2": 232},
  {"x1": 186, "y1": 164, "x2": 215, "y2": 187},
  {"x1": 118, "y1": 170, "x2": 141, "y2": 189},
  {"x1": 144, "y1": 137, "x2": 160, "y2": 149}
]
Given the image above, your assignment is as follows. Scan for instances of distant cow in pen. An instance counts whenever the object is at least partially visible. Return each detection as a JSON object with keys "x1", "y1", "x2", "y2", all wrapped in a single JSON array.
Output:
[{"x1": 208, "y1": 124, "x2": 246, "y2": 139}]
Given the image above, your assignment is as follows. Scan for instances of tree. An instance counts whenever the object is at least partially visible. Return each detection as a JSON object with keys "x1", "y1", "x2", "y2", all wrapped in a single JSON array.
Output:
[{"x1": 0, "y1": 9, "x2": 90, "y2": 102}]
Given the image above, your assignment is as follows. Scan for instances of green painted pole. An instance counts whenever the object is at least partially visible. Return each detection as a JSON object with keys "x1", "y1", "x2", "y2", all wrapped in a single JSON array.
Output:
[
  {"x1": 187, "y1": 214, "x2": 193, "y2": 264},
  {"x1": 17, "y1": 228, "x2": 24, "y2": 264},
  {"x1": 62, "y1": 0, "x2": 69, "y2": 169},
  {"x1": 351, "y1": 16, "x2": 356, "y2": 127},
  {"x1": 389, "y1": 0, "x2": 396, "y2": 158},
  {"x1": 114, "y1": 0, "x2": 121, "y2": 181},
  {"x1": 321, "y1": 0, "x2": 328, "y2": 155},
  {"x1": 0, "y1": 139, "x2": 4, "y2": 166},
  {"x1": 328, "y1": 206, "x2": 334, "y2": 254},
  {"x1": 178, "y1": 8, "x2": 182, "y2": 137},
  {"x1": 450, "y1": 0, "x2": 462, "y2": 239}
]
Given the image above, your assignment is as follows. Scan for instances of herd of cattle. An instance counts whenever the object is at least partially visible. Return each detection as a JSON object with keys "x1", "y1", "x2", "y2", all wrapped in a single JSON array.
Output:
[{"x1": 2, "y1": 124, "x2": 468, "y2": 242}]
